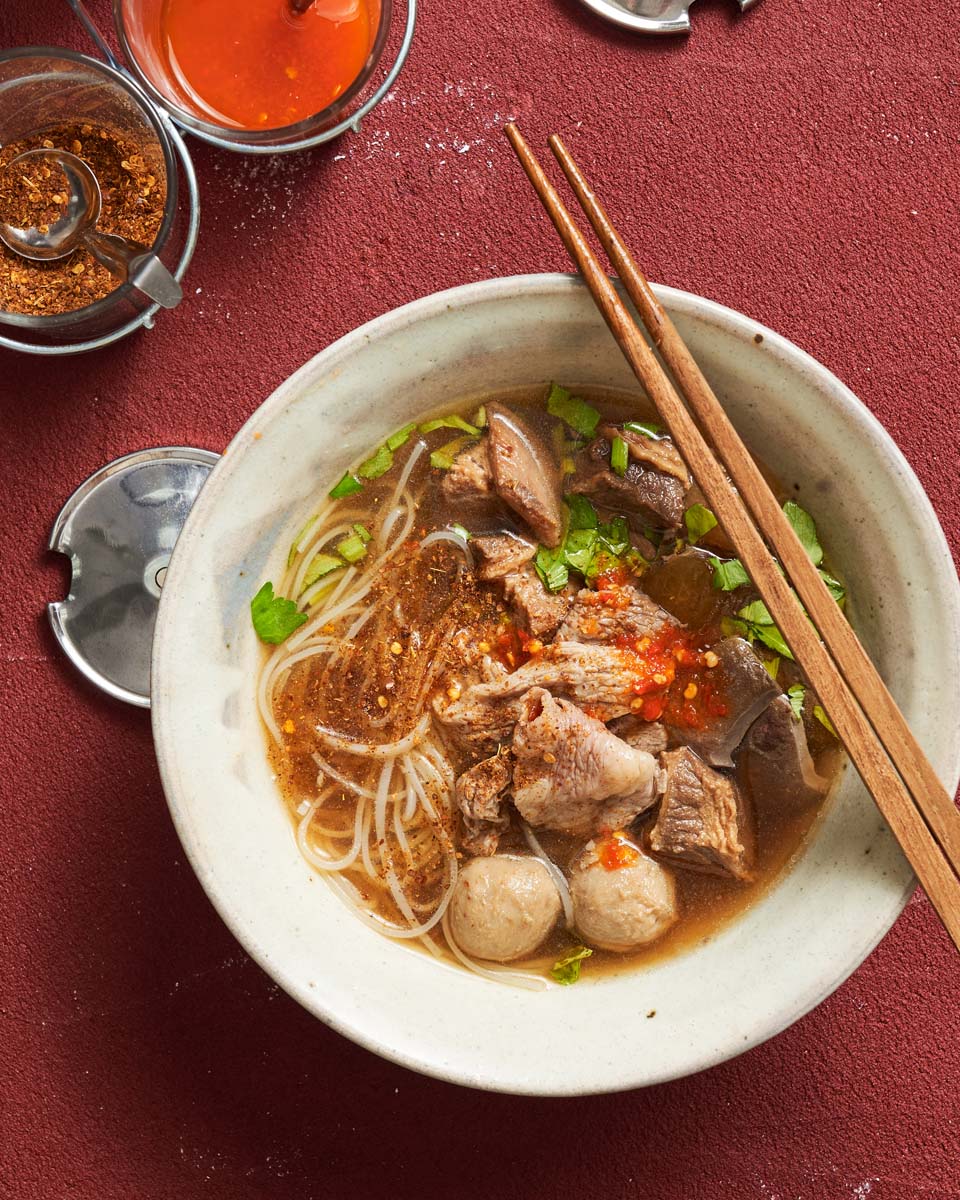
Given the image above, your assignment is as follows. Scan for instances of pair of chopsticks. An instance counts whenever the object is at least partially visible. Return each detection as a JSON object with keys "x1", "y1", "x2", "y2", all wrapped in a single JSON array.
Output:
[{"x1": 504, "y1": 124, "x2": 960, "y2": 951}]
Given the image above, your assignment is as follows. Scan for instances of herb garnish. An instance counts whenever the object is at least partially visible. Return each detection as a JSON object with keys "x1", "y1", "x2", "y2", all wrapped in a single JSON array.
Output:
[
  {"x1": 787, "y1": 683, "x2": 806, "y2": 720},
  {"x1": 712, "y1": 558, "x2": 750, "y2": 591},
  {"x1": 623, "y1": 419, "x2": 662, "y2": 437},
  {"x1": 420, "y1": 414, "x2": 480, "y2": 436},
  {"x1": 251, "y1": 582, "x2": 308, "y2": 644},
  {"x1": 329, "y1": 472, "x2": 363, "y2": 499},
  {"x1": 546, "y1": 382, "x2": 601, "y2": 437},
  {"x1": 684, "y1": 503, "x2": 718, "y2": 545},
  {"x1": 550, "y1": 945, "x2": 593, "y2": 985},
  {"x1": 430, "y1": 435, "x2": 472, "y2": 471},
  {"x1": 611, "y1": 435, "x2": 629, "y2": 477},
  {"x1": 358, "y1": 444, "x2": 393, "y2": 480},
  {"x1": 813, "y1": 704, "x2": 837, "y2": 736}
]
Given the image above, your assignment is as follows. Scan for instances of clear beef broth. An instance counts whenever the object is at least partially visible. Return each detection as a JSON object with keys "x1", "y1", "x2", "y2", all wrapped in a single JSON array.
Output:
[{"x1": 266, "y1": 386, "x2": 843, "y2": 983}]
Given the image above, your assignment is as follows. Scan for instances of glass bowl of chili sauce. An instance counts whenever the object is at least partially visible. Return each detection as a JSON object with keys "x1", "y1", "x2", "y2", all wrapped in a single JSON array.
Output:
[{"x1": 114, "y1": 0, "x2": 414, "y2": 154}]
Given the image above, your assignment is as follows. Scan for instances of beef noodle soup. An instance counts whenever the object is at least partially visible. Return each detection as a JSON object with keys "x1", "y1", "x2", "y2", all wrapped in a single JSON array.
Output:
[{"x1": 254, "y1": 385, "x2": 844, "y2": 989}]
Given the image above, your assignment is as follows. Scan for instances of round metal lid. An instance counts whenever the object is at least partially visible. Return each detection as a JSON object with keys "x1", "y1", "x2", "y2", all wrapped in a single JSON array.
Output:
[
  {"x1": 48, "y1": 447, "x2": 219, "y2": 707},
  {"x1": 576, "y1": 0, "x2": 759, "y2": 34}
]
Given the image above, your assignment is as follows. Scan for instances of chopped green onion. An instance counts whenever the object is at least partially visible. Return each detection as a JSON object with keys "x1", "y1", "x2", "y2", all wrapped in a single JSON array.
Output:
[
  {"x1": 561, "y1": 456, "x2": 576, "y2": 476},
  {"x1": 783, "y1": 501, "x2": 823, "y2": 566},
  {"x1": 302, "y1": 553, "x2": 344, "y2": 590},
  {"x1": 337, "y1": 532, "x2": 368, "y2": 564},
  {"x1": 763, "y1": 656, "x2": 781, "y2": 679},
  {"x1": 684, "y1": 504, "x2": 718, "y2": 544},
  {"x1": 471, "y1": 405, "x2": 487, "y2": 429},
  {"x1": 787, "y1": 683, "x2": 806, "y2": 720},
  {"x1": 713, "y1": 558, "x2": 750, "y2": 591},
  {"x1": 611, "y1": 435, "x2": 629, "y2": 477},
  {"x1": 358, "y1": 444, "x2": 393, "y2": 480},
  {"x1": 287, "y1": 515, "x2": 317, "y2": 567},
  {"x1": 419, "y1": 414, "x2": 480, "y2": 436},
  {"x1": 546, "y1": 383, "x2": 601, "y2": 437},
  {"x1": 250, "y1": 582, "x2": 308, "y2": 645},
  {"x1": 330, "y1": 472, "x2": 362, "y2": 499},
  {"x1": 353, "y1": 523, "x2": 372, "y2": 544},
  {"x1": 550, "y1": 945, "x2": 593, "y2": 985},
  {"x1": 429, "y1": 435, "x2": 471, "y2": 471},
  {"x1": 813, "y1": 704, "x2": 837, "y2": 736},
  {"x1": 535, "y1": 544, "x2": 569, "y2": 593},
  {"x1": 450, "y1": 523, "x2": 471, "y2": 541},
  {"x1": 624, "y1": 420, "x2": 662, "y2": 437},
  {"x1": 565, "y1": 493, "x2": 599, "y2": 531},
  {"x1": 386, "y1": 422, "x2": 417, "y2": 452}
]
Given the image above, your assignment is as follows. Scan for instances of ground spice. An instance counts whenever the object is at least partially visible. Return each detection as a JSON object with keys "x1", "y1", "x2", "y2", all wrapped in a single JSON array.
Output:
[{"x1": 0, "y1": 122, "x2": 166, "y2": 317}]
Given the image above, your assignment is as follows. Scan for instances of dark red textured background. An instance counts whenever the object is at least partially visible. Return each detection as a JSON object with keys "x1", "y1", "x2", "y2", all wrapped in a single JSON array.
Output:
[{"x1": 2, "y1": 1, "x2": 959, "y2": 1196}]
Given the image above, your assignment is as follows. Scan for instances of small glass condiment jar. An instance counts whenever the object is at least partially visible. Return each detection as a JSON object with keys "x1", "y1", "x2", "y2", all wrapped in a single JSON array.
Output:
[
  {"x1": 0, "y1": 47, "x2": 198, "y2": 356},
  {"x1": 114, "y1": 0, "x2": 416, "y2": 155}
]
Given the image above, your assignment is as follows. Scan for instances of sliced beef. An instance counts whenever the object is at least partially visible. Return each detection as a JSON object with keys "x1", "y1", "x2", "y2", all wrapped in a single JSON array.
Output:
[
  {"x1": 740, "y1": 695, "x2": 830, "y2": 812},
  {"x1": 442, "y1": 441, "x2": 494, "y2": 501},
  {"x1": 456, "y1": 753, "x2": 514, "y2": 856},
  {"x1": 649, "y1": 747, "x2": 755, "y2": 881},
  {"x1": 471, "y1": 531, "x2": 536, "y2": 580},
  {"x1": 606, "y1": 715, "x2": 669, "y2": 756},
  {"x1": 569, "y1": 437, "x2": 686, "y2": 531},
  {"x1": 668, "y1": 636, "x2": 780, "y2": 767},
  {"x1": 501, "y1": 568, "x2": 571, "y2": 639},
  {"x1": 557, "y1": 583, "x2": 679, "y2": 644},
  {"x1": 511, "y1": 688, "x2": 659, "y2": 837},
  {"x1": 598, "y1": 423, "x2": 690, "y2": 487},
  {"x1": 486, "y1": 404, "x2": 564, "y2": 547},
  {"x1": 433, "y1": 640, "x2": 640, "y2": 752}
]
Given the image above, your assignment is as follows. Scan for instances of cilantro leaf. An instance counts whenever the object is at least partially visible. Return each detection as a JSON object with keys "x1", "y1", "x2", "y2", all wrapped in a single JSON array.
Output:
[
  {"x1": 787, "y1": 683, "x2": 805, "y2": 720},
  {"x1": 713, "y1": 558, "x2": 750, "y2": 591},
  {"x1": 562, "y1": 527, "x2": 598, "y2": 575},
  {"x1": 597, "y1": 515, "x2": 630, "y2": 557},
  {"x1": 818, "y1": 569, "x2": 846, "y2": 607},
  {"x1": 736, "y1": 600, "x2": 794, "y2": 659},
  {"x1": 535, "y1": 544, "x2": 569, "y2": 593},
  {"x1": 565, "y1": 493, "x2": 598, "y2": 531},
  {"x1": 684, "y1": 504, "x2": 718, "y2": 545},
  {"x1": 763, "y1": 655, "x2": 780, "y2": 679},
  {"x1": 251, "y1": 582, "x2": 308, "y2": 644},
  {"x1": 783, "y1": 501, "x2": 823, "y2": 566},
  {"x1": 550, "y1": 945, "x2": 593, "y2": 985},
  {"x1": 546, "y1": 383, "x2": 601, "y2": 437}
]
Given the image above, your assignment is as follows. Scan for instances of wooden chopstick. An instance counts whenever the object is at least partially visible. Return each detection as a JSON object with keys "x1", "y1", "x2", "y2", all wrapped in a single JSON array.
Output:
[
  {"x1": 504, "y1": 123, "x2": 960, "y2": 950},
  {"x1": 547, "y1": 133, "x2": 960, "y2": 876}
]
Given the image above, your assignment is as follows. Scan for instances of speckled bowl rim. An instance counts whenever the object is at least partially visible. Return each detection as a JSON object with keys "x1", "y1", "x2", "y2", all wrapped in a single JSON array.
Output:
[{"x1": 153, "y1": 273, "x2": 960, "y2": 1095}]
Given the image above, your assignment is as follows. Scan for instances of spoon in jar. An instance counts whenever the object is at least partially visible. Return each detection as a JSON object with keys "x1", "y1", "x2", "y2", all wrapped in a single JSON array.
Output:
[{"x1": 0, "y1": 149, "x2": 182, "y2": 309}]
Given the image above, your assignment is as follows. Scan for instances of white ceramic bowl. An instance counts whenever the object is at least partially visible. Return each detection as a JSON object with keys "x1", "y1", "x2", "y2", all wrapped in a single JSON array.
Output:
[{"x1": 152, "y1": 274, "x2": 960, "y2": 1095}]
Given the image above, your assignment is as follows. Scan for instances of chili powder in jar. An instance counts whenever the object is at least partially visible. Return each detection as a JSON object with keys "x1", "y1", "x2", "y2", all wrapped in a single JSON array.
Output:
[{"x1": 0, "y1": 123, "x2": 166, "y2": 317}]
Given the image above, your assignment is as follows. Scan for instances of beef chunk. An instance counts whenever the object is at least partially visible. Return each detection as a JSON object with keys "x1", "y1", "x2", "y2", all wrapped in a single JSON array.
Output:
[
  {"x1": 668, "y1": 637, "x2": 780, "y2": 768},
  {"x1": 456, "y1": 753, "x2": 513, "y2": 856},
  {"x1": 606, "y1": 715, "x2": 669, "y2": 756},
  {"x1": 557, "y1": 583, "x2": 679, "y2": 644},
  {"x1": 501, "y1": 568, "x2": 571, "y2": 639},
  {"x1": 442, "y1": 441, "x2": 494, "y2": 500},
  {"x1": 486, "y1": 404, "x2": 564, "y2": 547},
  {"x1": 598, "y1": 423, "x2": 690, "y2": 486},
  {"x1": 471, "y1": 531, "x2": 536, "y2": 580},
  {"x1": 433, "y1": 640, "x2": 641, "y2": 753},
  {"x1": 569, "y1": 437, "x2": 686, "y2": 531},
  {"x1": 740, "y1": 695, "x2": 830, "y2": 812},
  {"x1": 650, "y1": 747, "x2": 754, "y2": 881},
  {"x1": 511, "y1": 689, "x2": 658, "y2": 837}
]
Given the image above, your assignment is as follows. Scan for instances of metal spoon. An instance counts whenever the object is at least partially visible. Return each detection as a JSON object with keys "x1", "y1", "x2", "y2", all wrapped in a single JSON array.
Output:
[{"x1": 0, "y1": 149, "x2": 182, "y2": 310}]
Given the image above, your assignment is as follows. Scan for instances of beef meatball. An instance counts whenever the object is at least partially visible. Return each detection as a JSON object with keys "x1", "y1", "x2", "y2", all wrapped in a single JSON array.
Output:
[
  {"x1": 569, "y1": 840, "x2": 678, "y2": 951},
  {"x1": 449, "y1": 856, "x2": 562, "y2": 962}
]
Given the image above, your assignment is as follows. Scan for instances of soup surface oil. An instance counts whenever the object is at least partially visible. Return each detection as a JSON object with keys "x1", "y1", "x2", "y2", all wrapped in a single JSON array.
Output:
[{"x1": 161, "y1": 0, "x2": 377, "y2": 129}]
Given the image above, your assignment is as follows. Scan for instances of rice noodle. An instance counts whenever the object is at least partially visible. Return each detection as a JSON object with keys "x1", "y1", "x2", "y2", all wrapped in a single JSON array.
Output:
[
  {"x1": 521, "y1": 821, "x2": 575, "y2": 932},
  {"x1": 419, "y1": 528, "x2": 474, "y2": 568},
  {"x1": 296, "y1": 792, "x2": 365, "y2": 872},
  {"x1": 313, "y1": 713, "x2": 431, "y2": 758}
]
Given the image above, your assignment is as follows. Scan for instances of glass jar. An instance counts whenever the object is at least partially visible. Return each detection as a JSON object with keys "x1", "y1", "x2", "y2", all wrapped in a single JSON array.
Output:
[
  {"x1": 0, "y1": 47, "x2": 198, "y2": 355},
  {"x1": 114, "y1": 0, "x2": 416, "y2": 154}
]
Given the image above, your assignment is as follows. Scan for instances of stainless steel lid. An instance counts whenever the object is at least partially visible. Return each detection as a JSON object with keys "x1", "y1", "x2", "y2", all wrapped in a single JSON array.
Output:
[
  {"x1": 48, "y1": 447, "x2": 219, "y2": 706},
  {"x1": 576, "y1": 0, "x2": 759, "y2": 34}
]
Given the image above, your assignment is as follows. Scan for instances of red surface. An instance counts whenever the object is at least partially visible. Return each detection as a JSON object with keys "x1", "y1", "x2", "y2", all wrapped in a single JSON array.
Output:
[{"x1": 2, "y1": 2, "x2": 959, "y2": 1197}]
